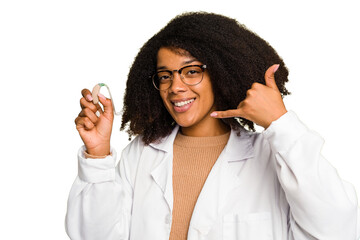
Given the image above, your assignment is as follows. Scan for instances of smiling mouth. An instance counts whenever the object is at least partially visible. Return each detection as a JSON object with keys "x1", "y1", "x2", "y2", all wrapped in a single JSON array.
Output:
[{"x1": 173, "y1": 98, "x2": 195, "y2": 107}]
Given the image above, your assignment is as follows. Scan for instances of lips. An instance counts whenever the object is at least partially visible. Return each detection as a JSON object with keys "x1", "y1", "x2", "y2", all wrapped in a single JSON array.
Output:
[
  {"x1": 173, "y1": 98, "x2": 195, "y2": 107},
  {"x1": 171, "y1": 98, "x2": 195, "y2": 113}
]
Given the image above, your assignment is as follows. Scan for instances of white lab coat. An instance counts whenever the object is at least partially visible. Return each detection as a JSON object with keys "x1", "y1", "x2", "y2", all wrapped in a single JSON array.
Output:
[{"x1": 66, "y1": 111, "x2": 360, "y2": 240}]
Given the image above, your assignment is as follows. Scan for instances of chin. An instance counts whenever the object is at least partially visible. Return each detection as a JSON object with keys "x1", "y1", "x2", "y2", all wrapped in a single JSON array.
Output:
[
  {"x1": 172, "y1": 117, "x2": 196, "y2": 128},
  {"x1": 174, "y1": 120, "x2": 193, "y2": 128}
]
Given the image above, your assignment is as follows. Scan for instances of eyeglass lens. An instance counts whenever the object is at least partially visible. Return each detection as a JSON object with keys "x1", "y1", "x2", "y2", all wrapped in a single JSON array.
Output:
[{"x1": 153, "y1": 65, "x2": 204, "y2": 90}]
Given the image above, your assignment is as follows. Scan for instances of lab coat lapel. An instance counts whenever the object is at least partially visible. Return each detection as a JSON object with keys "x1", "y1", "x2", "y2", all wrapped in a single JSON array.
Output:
[
  {"x1": 188, "y1": 129, "x2": 255, "y2": 239},
  {"x1": 149, "y1": 126, "x2": 179, "y2": 212}
]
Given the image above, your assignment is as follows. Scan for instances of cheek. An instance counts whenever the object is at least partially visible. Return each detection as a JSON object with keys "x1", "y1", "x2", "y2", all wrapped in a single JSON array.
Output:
[
  {"x1": 159, "y1": 91, "x2": 167, "y2": 103},
  {"x1": 204, "y1": 95, "x2": 215, "y2": 111},
  {"x1": 201, "y1": 83, "x2": 215, "y2": 107},
  {"x1": 159, "y1": 92, "x2": 172, "y2": 110}
]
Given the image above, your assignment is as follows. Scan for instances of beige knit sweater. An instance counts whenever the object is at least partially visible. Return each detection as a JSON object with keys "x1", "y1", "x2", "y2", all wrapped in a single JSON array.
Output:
[{"x1": 169, "y1": 131, "x2": 230, "y2": 240}]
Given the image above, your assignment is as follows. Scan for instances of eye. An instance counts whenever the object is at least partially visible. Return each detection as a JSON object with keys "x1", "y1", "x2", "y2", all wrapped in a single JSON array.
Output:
[
  {"x1": 188, "y1": 70, "x2": 200, "y2": 74},
  {"x1": 183, "y1": 66, "x2": 202, "y2": 78},
  {"x1": 156, "y1": 71, "x2": 171, "y2": 82},
  {"x1": 158, "y1": 75, "x2": 170, "y2": 82}
]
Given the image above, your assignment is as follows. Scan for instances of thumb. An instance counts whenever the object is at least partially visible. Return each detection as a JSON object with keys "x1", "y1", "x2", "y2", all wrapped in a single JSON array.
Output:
[
  {"x1": 264, "y1": 64, "x2": 280, "y2": 90},
  {"x1": 98, "y1": 93, "x2": 114, "y2": 117}
]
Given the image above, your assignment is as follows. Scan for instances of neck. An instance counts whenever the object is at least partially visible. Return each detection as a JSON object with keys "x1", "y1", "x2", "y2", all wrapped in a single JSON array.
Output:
[{"x1": 181, "y1": 119, "x2": 230, "y2": 137}]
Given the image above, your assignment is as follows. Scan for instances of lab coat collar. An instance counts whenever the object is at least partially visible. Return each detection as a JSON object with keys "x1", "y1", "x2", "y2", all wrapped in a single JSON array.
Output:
[
  {"x1": 149, "y1": 125, "x2": 180, "y2": 153},
  {"x1": 221, "y1": 127, "x2": 255, "y2": 162},
  {"x1": 149, "y1": 126, "x2": 179, "y2": 212}
]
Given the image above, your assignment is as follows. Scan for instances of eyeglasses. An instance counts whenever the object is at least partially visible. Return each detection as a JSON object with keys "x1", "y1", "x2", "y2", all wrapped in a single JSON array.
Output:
[{"x1": 152, "y1": 64, "x2": 207, "y2": 90}]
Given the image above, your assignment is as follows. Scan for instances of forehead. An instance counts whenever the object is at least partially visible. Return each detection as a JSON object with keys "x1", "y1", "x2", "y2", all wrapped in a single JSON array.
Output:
[
  {"x1": 156, "y1": 47, "x2": 197, "y2": 67},
  {"x1": 165, "y1": 46, "x2": 192, "y2": 56},
  {"x1": 157, "y1": 47, "x2": 194, "y2": 58}
]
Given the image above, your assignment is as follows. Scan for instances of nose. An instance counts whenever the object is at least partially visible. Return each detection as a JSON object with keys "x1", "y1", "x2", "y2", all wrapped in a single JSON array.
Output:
[{"x1": 168, "y1": 71, "x2": 187, "y2": 93}]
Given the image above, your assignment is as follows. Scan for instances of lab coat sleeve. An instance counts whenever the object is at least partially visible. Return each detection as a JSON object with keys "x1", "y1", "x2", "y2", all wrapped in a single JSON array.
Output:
[
  {"x1": 65, "y1": 146, "x2": 133, "y2": 240},
  {"x1": 262, "y1": 111, "x2": 359, "y2": 240}
]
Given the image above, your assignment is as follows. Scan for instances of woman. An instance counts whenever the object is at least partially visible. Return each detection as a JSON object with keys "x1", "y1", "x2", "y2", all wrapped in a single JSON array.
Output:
[{"x1": 66, "y1": 12, "x2": 359, "y2": 239}]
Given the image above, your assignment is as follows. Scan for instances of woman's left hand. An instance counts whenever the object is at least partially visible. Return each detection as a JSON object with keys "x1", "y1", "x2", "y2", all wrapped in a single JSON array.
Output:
[{"x1": 211, "y1": 64, "x2": 287, "y2": 129}]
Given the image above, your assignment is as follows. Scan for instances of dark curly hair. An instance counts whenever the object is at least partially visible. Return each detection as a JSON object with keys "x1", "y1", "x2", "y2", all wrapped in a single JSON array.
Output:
[{"x1": 120, "y1": 12, "x2": 290, "y2": 145}]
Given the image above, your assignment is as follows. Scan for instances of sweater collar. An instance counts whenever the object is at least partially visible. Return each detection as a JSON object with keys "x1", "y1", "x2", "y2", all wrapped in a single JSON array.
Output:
[{"x1": 149, "y1": 125, "x2": 255, "y2": 162}]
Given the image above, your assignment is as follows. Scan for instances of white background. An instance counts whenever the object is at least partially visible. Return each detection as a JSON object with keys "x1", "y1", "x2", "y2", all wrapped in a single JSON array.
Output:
[{"x1": 0, "y1": 0, "x2": 359, "y2": 239}]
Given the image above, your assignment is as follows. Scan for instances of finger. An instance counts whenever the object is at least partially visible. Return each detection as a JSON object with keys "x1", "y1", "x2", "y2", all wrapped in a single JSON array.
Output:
[
  {"x1": 80, "y1": 92, "x2": 104, "y2": 116},
  {"x1": 210, "y1": 108, "x2": 245, "y2": 119},
  {"x1": 264, "y1": 64, "x2": 280, "y2": 90},
  {"x1": 81, "y1": 88, "x2": 93, "y2": 102},
  {"x1": 78, "y1": 108, "x2": 98, "y2": 124},
  {"x1": 80, "y1": 97, "x2": 97, "y2": 111},
  {"x1": 98, "y1": 93, "x2": 114, "y2": 118},
  {"x1": 75, "y1": 116, "x2": 95, "y2": 131}
]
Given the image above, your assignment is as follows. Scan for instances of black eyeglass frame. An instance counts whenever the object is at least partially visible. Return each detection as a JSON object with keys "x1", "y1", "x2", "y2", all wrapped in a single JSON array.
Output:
[{"x1": 152, "y1": 64, "x2": 207, "y2": 90}]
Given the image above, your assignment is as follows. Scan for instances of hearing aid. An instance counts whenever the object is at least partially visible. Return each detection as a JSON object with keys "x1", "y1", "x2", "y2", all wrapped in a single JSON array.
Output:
[{"x1": 91, "y1": 83, "x2": 121, "y2": 116}]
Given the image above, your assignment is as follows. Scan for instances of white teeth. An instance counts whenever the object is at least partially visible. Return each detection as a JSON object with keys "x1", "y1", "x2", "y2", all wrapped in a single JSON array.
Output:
[{"x1": 174, "y1": 99, "x2": 195, "y2": 107}]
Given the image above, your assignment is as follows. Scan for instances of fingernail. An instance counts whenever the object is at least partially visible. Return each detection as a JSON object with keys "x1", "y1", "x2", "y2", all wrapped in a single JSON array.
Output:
[
  {"x1": 95, "y1": 111, "x2": 101, "y2": 117},
  {"x1": 86, "y1": 94, "x2": 93, "y2": 101},
  {"x1": 210, "y1": 112, "x2": 218, "y2": 117},
  {"x1": 98, "y1": 93, "x2": 106, "y2": 101},
  {"x1": 273, "y1": 64, "x2": 280, "y2": 73}
]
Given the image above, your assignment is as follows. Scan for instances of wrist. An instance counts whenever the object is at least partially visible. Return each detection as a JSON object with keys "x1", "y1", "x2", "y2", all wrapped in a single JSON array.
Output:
[
  {"x1": 84, "y1": 151, "x2": 112, "y2": 159},
  {"x1": 86, "y1": 144, "x2": 111, "y2": 157},
  {"x1": 263, "y1": 109, "x2": 288, "y2": 129}
]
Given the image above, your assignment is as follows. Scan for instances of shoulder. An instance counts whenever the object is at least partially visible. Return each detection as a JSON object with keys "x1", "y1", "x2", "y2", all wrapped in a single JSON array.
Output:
[
  {"x1": 121, "y1": 135, "x2": 146, "y2": 162},
  {"x1": 120, "y1": 125, "x2": 178, "y2": 163},
  {"x1": 228, "y1": 128, "x2": 268, "y2": 151},
  {"x1": 118, "y1": 131, "x2": 176, "y2": 186}
]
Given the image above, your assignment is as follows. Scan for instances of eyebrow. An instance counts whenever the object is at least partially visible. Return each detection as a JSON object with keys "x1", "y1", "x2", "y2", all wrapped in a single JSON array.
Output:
[{"x1": 156, "y1": 59, "x2": 199, "y2": 71}]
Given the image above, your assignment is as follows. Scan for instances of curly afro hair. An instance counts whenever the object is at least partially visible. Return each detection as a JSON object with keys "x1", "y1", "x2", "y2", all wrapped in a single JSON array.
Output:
[{"x1": 121, "y1": 12, "x2": 290, "y2": 145}]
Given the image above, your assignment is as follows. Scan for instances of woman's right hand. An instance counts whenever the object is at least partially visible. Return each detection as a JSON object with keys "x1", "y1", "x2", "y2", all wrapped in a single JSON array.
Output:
[{"x1": 75, "y1": 88, "x2": 114, "y2": 156}]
